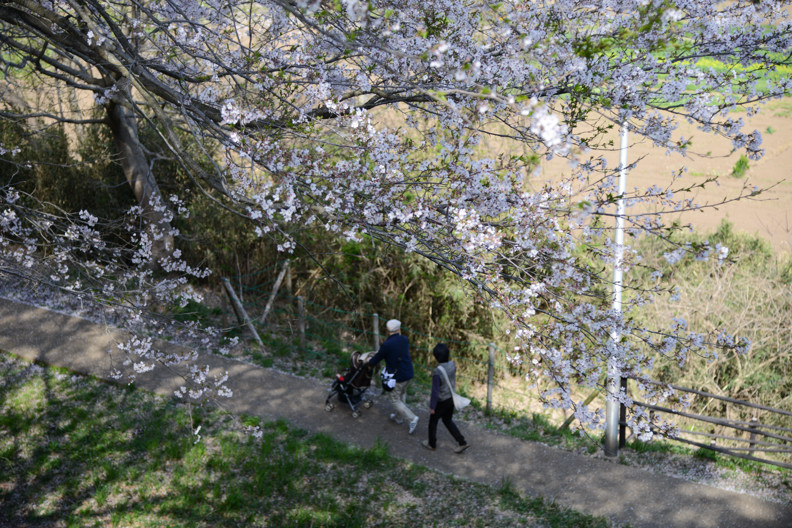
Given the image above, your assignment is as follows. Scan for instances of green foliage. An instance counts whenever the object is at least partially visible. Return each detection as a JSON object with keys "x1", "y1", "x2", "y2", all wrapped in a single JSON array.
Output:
[
  {"x1": 422, "y1": 10, "x2": 450, "y2": 37},
  {"x1": 241, "y1": 230, "x2": 508, "y2": 371},
  {"x1": 7, "y1": 87, "x2": 792, "y2": 475},
  {"x1": 0, "y1": 117, "x2": 135, "y2": 218},
  {"x1": 1, "y1": 105, "x2": 259, "y2": 281},
  {"x1": 730, "y1": 155, "x2": 750, "y2": 178},
  {"x1": 497, "y1": 476, "x2": 518, "y2": 498},
  {"x1": 709, "y1": 220, "x2": 773, "y2": 261},
  {"x1": 171, "y1": 299, "x2": 222, "y2": 327},
  {"x1": 0, "y1": 95, "x2": 519, "y2": 389},
  {"x1": 781, "y1": 260, "x2": 792, "y2": 285},
  {"x1": 636, "y1": 219, "x2": 775, "y2": 279}
]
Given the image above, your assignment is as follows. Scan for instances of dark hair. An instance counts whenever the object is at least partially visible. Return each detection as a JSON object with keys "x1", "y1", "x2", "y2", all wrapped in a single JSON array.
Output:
[{"x1": 432, "y1": 343, "x2": 450, "y2": 363}]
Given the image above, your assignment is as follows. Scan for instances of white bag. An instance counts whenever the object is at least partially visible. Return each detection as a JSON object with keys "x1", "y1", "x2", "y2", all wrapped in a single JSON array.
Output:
[
  {"x1": 452, "y1": 392, "x2": 471, "y2": 410},
  {"x1": 438, "y1": 365, "x2": 470, "y2": 410},
  {"x1": 380, "y1": 367, "x2": 396, "y2": 391}
]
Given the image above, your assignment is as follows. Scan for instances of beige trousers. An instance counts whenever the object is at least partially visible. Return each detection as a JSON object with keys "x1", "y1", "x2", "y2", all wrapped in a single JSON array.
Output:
[{"x1": 388, "y1": 380, "x2": 417, "y2": 423}]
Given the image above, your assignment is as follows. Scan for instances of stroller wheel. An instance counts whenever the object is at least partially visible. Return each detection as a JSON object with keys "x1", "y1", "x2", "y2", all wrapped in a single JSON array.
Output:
[
  {"x1": 325, "y1": 402, "x2": 335, "y2": 412},
  {"x1": 362, "y1": 400, "x2": 373, "y2": 409},
  {"x1": 351, "y1": 410, "x2": 361, "y2": 419}
]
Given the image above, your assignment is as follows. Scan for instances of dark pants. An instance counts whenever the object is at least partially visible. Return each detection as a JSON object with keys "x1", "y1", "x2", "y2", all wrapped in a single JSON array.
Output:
[{"x1": 428, "y1": 398, "x2": 466, "y2": 448}]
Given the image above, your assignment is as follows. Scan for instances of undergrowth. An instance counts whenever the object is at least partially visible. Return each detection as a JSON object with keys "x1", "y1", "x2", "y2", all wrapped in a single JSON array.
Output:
[{"x1": 633, "y1": 220, "x2": 792, "y2": 426}]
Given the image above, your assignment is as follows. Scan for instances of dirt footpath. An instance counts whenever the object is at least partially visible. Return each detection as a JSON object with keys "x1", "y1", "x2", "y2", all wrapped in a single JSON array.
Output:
[{"x1": 1, "y1": 297, "x2": 790, "y2": 528}]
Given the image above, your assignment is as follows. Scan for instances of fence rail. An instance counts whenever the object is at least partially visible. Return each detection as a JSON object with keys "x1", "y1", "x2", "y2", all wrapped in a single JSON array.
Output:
[
  {"x1": 630, "y1": 379, "x2": 792, "y2": 470},
  {"x1": 635, "y1": 378, "x2": 792, "y2": 418},
  {"x1": 652, "y1": 433, "x2": 792, "y2": 471}
]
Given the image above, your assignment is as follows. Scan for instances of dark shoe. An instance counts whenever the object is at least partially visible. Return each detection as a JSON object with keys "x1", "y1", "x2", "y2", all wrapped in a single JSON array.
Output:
[
  {"x1": 421, "y1": 440, "x2": 436, "y2": 451},
  {"x1": 454, "y1": 443, "x2": 469, "y2": 454}
]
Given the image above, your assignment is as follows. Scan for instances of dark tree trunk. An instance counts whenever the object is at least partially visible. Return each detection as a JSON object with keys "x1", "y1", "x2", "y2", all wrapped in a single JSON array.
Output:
[{"x1": 106, "y1": 101, "x2": 173, "y2": 263}]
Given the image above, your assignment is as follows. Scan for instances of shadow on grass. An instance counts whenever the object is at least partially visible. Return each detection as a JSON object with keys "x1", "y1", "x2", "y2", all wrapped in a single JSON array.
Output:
[
  {"x1": 0, "y1": 353, "x2": 612, "y2": 528},
  {"x1": 0, "y1": 355, "x2": 386, "y2": 528},
  {"x1": 1, "y1": 359, "x2": 200, "y2": 526}
]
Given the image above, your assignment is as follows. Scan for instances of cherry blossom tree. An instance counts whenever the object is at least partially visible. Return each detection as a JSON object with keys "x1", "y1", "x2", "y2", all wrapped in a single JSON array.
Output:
[{"x1": 1, "y1": 0, "x2": 791, "y2": 437}]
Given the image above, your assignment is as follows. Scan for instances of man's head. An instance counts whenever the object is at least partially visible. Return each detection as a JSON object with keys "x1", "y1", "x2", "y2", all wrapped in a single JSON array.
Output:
[{"x1": 386, "y1": 319, "x2": 401, "y2": 334}]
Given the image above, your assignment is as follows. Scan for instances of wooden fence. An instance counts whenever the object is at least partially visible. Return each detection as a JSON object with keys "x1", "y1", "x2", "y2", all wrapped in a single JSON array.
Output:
[{"x1": 629, "y1": 379, "x2": 792, "y2": 470}]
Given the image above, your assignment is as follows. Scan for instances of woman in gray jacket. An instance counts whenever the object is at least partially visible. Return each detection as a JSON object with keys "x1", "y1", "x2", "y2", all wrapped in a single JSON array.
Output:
[{"x1": 422, "y1": 343, "x2": 469, "y2": 453}]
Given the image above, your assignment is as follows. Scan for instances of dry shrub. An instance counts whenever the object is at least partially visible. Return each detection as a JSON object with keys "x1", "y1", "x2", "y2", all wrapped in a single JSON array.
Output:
[{"x1": 636, "y1": 221, "x2": 792, "y2": 428}]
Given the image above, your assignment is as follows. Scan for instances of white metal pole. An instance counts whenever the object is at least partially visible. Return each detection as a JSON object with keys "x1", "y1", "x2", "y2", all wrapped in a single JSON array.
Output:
[{"x1": 605, "y1": 122, "x2": 628, "y2": 457}]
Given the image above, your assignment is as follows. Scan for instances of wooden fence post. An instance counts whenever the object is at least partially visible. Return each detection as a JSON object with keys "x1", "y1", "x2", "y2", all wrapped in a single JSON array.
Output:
[
  {"x1": 487, "y1": 343, "x2": 495, "y2": 415},
  {"x1": 619, "y1": 377, "x2": 628, "y2": 448},
  {"x1": 221, "y1": 277, "x2": 264, "y2": 348},
  {"x1": 749, "y1": 417, "x2": 758, "y2": 455},
  {"x1": 259, "y1": 260, "x2": 289, "y2": 325},
  {"x1": 373, "y1": 313, "x2": 380, "y2": 350},
  {"x1": 297, "y1": 295, "x2": 306, "y2": 352}
]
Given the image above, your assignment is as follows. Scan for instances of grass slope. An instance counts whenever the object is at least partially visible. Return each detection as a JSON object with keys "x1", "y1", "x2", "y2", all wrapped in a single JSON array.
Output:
[{"x1": 0, "y1": 352, "x2": 613, "y2": 528}]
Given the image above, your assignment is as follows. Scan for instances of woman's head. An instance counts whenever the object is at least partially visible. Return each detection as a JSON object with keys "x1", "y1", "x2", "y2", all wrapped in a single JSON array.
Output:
[{"x1": 432, "y1": 343, "x2": 450, "y2": 363}]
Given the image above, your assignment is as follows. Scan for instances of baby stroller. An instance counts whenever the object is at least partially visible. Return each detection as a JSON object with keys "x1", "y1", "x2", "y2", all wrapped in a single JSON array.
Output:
[{"x1": 324, "y1": 351, "x2": 374, "y2": 418}]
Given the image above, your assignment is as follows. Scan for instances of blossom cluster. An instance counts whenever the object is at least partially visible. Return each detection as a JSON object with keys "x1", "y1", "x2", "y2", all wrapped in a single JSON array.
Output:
[{"x1": 2, "y1": 0, "x2": 788, "y2": 432}]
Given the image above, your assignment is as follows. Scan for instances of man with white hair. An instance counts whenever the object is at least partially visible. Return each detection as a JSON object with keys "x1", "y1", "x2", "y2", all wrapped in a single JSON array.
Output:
[{"x1": 367, "y1": 319, "x2": 419, "y2": 434}]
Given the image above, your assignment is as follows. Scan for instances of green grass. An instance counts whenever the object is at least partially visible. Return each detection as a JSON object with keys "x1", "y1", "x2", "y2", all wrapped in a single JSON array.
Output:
[
  {"x1": 481, "y1": 410, "x2": 601, "y2": 454},
  {"x1": 0, "y1": 352, "x2": 613, "y2": 528},
  {"x1": 768, "y1": 99, "x2": 792, "y2": 118},
  {"x1": 731, "y1": 155, "x2": 750, "y2": 178},
  {"x1": 625, "y1": 435, "x2": 792, "y2": 479}
]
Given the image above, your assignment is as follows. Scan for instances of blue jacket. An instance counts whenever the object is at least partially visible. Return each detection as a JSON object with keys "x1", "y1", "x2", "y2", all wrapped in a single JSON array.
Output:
[{"x1": 369, "y1": 333, "x2": 414, "y2": 382}]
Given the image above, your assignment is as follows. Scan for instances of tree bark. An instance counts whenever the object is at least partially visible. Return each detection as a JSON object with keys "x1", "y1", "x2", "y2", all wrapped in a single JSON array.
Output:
[{"x1": 106, "y1": 101, "x2": 173, "y2": 262}]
